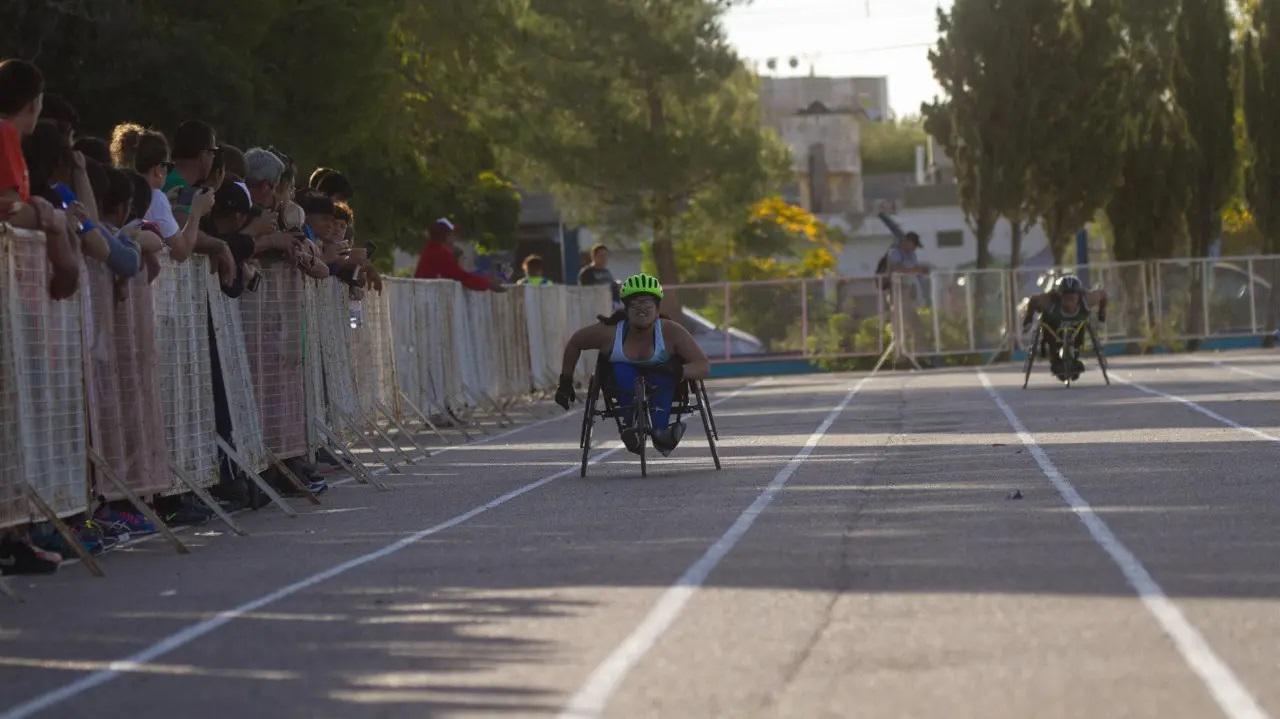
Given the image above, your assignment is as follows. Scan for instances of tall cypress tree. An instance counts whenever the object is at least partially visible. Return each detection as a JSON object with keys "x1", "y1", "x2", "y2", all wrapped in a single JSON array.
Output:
[{"x1": 1243, "y1": 0, "x2": 1280, "y2": 338}]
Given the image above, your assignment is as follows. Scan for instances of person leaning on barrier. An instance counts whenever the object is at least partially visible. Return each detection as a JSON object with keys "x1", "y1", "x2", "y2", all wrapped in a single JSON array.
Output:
[
  {"x1": 877, "y1": 209, "x2": 931, "y2": 360},
  {"x1": 0, "y1": 59, "x2": 81, "y2": 299},
  {"x1": 1022, "y1": 274, "x2": 1109, "y2": 381},
  {"x1": 555, "y1": 273, "x2": 710, "y2": 456},
  {"x1": 110, "y1": 123, "x2": 212, "y2": 264},
  {"x1": 199, "y1": 182, "x2": 267, "y2": 298},
  {"x1": 413, "y1": 217, "x2": 506, "y2": 292},
  {"x1": 24, "y1": 119, "x2": 144, "y2": 281}
]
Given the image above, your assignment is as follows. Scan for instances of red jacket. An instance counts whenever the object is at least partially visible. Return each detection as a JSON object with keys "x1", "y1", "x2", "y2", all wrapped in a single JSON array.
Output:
[{"x1": 413, "y1": 240, "x2": 490, "y2": 291}]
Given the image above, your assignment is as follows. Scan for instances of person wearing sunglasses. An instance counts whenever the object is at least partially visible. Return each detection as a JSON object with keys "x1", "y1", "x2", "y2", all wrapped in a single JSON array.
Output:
[{"x1": 110, "y1": 123, "x2": 211, "y2": 264}]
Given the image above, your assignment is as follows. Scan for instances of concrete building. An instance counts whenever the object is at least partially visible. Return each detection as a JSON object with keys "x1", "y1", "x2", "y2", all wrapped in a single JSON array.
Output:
[
  {"x1": 777, "y1": 102, "x2": 864, "y2": 217},
  {"x1": 840, "y1": 182, "x2": 1052, "y2": 276},
  {"x1": 759, "y1": 76, "x2": 891, "y2": 124}
]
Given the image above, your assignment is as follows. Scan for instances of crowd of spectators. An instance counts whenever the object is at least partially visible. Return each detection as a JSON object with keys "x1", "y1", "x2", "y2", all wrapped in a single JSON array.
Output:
[{"x1": 0, "y1": 57, "x2": 390, "y2": 574}]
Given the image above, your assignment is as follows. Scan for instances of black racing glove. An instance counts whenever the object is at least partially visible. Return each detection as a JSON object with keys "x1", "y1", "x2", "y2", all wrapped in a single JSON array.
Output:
[
  {"x1": 657, "y1": 355, "x2": 685, "y2": 382},
  {"x1": 554, "y1": 373, "x2": 577, "y2": 410}
]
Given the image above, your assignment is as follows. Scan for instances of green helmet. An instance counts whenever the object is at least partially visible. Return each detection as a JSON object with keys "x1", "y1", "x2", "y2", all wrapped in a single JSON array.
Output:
[{"x1": 620, "y1": 273, "x2": 664, "y2": 301}]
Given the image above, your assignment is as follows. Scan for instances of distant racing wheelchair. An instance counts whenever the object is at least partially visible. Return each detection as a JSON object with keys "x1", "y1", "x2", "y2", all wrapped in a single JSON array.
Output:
[
  {"x1": 1021, "y1": 274, "x2": 1110, "y2": 388},
  {"x1": 554, "y1": 273, "x2": 721, "y2": 477}
]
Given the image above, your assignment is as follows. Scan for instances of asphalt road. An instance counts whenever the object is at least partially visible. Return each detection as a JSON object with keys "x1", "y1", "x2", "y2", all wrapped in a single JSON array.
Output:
[{"x1": 1, "y1": 350, "x2": 1278, "y2": 719}]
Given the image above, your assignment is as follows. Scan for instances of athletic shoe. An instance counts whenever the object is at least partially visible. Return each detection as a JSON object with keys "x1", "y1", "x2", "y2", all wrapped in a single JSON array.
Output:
[
  {"x1": 307, "y1": 479, "x2": 329, "y2": 496},
  {"x1": 164, "y1": 497, "x2": 214, "y2": 527},
  {"x1": 0, "y1": 538, "x2": 61, "y2": 575},
  {"x1": 94, "y1": 507, "x2": 156, "y2": 536},
  {"x1": 619, "y1": 425, "x2": 644, "y2": 455},
  {"x1": 651, "y1": 421, "x2": 686, "y2": 457}
]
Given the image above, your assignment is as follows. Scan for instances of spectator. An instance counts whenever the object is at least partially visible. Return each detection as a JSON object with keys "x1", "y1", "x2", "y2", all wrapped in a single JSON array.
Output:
[
  {"x1": 878, "y1": 211, "x2": 930, "y2": 359},
  {"x1": 243, "y1": 147, "x2": 284, "y2": 211},
  {"x1": 123, "y1": 169, "x2": 165, "y2": 282},
  {"x1": 293, "y1": 190, "x2": 334, "y2": 279},
  {"x1": 578, "y1": 243, "x2": 620, "y2": 305},
  {"x1": 313, "y1": 169, "x2": 353, "y2": 202},
  {"x1": 111, "y1": 123, "x2": 211, "y2": 262},
  {"x1": 81, "y1": 157, "x2": 141, "y2": 278},
  {"x1": 73, "y1": 136, "x2": 111, "y2": 166},
  {"x1": 38, "y1": 93, "x2": 77, "y2": 144},
  {"x1": 164, "y1": 120, "x2": 219, "y2": 208},
  {"x1": 413, "y1": 218, "x2": 505, "y2": 292},
  {"x1": 517, "y1": 254, "x2": 553, "y2": 286},
  {"x1": 220, "y1": 144, "x2": 247, "y2": 183},
  {"x1": 101, "y1": 167, "x2": 162, "y2": 275},
  {"x1": 199, "y1": 181, "x2": 264, "y2": 298}
]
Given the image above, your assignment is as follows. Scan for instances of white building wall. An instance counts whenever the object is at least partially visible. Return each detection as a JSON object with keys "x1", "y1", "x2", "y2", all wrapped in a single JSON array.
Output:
[{"x1": 839, "y1": 206, "x2": 1052, "y2": 276}]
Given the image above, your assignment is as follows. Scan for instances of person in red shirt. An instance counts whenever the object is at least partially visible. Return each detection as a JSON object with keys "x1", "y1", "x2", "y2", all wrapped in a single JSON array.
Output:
[
  {"x1": 0, "y1": 58, "x2": 80, "y2": 299},
  {"x1": 413, "y1": 218, "x2": 505, "y2": 292}
]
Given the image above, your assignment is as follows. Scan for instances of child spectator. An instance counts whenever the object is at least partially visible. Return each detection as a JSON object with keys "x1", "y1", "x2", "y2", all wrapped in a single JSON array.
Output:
[{"x1": 518, "y1": 254, "x2": 553, "y2": 286}]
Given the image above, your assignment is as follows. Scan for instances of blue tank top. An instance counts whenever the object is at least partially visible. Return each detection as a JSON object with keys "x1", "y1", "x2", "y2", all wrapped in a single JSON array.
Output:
[{"x1": 612, "y1": 320, "x2": 670, "y2": 367}]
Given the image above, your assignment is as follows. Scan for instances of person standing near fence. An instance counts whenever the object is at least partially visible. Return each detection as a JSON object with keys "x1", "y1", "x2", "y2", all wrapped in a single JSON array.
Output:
[
  {"x1": 517, "y1": 254, "x2": 553, "y2": 286},
  {"x1": 578, "y1": 243, "x2": 621, "y2": 306},
  {"x1": 878, "y1": 211, "x2": 931, "y2": 361},
  {"x1": 413, "y1": 218, "x2": 506, "y2": 292}
]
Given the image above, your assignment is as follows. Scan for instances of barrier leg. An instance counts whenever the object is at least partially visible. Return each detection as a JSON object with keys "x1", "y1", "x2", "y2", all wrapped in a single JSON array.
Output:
[
  {"x1": 170, "y1": 464, "x2": 250, "y2": 535},
  {"x1": 263, "y1": 448, "x2": 322, "y2": 506},
  {"x1": 870, "y1": 340, "x2": 897, "y2": 376},
  {"x1": 360, "y1": 408, "x2": 418, "y2": 465},
  {"x1": 446, "y1": 403, "x2": 479, "y2": 440},
  {"x1": 376, "y1": 401, "x2": 430, "y2": 458},
  {"x1": 87, "y1": 448, "x2": 190, "y2": 555},
  {"x1": 313, "y1": 419, "x2": 389, "y2": 491},
  {"x1": 336, "y1": 410, "x2": 402, "y2": 474},
  {"x1": 398, "y1": 392, "x2": 451, "y2": 445},
  {"x1": 0, "y1": 576, "x2": 19, "y2": 602},
  {"x1": 23, "y1": 483, "x2": 104, "y2": 577},
  {"x1": 214, "y1": 437, "x2": 299, "y2": 518}
]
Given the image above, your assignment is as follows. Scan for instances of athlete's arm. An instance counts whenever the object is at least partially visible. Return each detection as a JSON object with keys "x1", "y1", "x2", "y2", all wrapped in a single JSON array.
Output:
[
  {"x1": 663, "y1": 320, "x2": 710, "y2": 381},
  {"x1": 560, "y1": 323, "x2": 612, "y2": 378},
  {"x1": 1087, "y1": 289, "x2": 1108, "y2": 321},
  {"x1": 1023, "y1": 293, "x2": 1050, "y2": 328}
]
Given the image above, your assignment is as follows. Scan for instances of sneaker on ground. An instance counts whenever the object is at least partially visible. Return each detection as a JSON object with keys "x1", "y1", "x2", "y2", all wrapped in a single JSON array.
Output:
[
  {"x1": 0, "y1": 538, "x2": 61, "y2": 575},
  {"x1": 95, "y1": 507, "x2": 156, "y2": 535}
]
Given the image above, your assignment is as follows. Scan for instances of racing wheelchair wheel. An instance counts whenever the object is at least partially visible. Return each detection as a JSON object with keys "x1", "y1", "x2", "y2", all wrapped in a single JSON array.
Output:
[
  {"x1": 634, "y1": 377, "x2": 650, "y2": 477},
  {"x1": 580, "y1": 375, "x2": 599, "y2": 477},
  {"x1": 691, "y1": 380, "x2": 721, "y2": 470},
  {"x1": 1022, "y1": 322, "x2": 1041, "y2": 389},
  {"x1": 1085, "y1": 321, "x2": 1111, "y2": 386}
]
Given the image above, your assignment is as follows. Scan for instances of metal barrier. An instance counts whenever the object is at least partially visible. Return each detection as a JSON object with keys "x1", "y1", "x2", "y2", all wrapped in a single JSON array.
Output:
[
  {"x1": 82, "y1": 259, "x2": 168, "y2": 499},
  {"x1": 239, "y1": 262, "x2": 308, "y2": 459},
  {"x1": 0, "y1": 227, "x2": 87, "y2": 524},
  {"x1": 1154, "y1": 257, "x2": 1280, "y2": 340},
  {"x1": 153, "y1": 255, "x2": 219, "y2": 491},
  {"x1": 890, "y1": 268, "x2": 1012, "y2": 358},
  {"x1": 207, "y1": 272, "x2": 268, "y2": 471}
]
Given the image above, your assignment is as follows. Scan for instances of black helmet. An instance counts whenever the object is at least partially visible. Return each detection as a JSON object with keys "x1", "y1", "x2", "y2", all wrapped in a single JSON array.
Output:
[{"x1": 1057, "y1": 275, "x2": 1084, "y2": 295}]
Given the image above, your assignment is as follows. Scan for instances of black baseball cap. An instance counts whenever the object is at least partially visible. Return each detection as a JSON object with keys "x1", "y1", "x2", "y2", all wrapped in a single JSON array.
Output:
[{"x1": 213, "y1": 181, "x2": 251, "y2": 216}]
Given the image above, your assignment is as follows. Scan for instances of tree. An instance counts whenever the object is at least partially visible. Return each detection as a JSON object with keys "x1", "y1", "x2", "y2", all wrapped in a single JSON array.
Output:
[
  {"x1": 860, "y1": 118, "x2": 928, "y2": 175},
  {"x1": 1172, "y1": 0, "x2": 1237, "y2": 337},
  {"x1": 1026, "y1": 0, "x2": 1127, "y2": 262},
  {"x1": 924, "y1": 0, "x2": 1051, "y2": 269},
  {"x1": 493, "y1": 0, "x2": 783, "y2": 299},
  {"x1": 1242, "y1": 0, "x2": 1280, "y2": 338}
]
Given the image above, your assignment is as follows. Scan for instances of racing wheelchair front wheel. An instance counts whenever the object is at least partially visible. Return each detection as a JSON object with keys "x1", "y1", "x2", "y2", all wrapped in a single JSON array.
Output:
[
  {"x1": 634, "y1": 377, "x2": 650, "y2": 478},
  {"x1": 580, "y1": 375, "x2": 599, "y2": 477},
  {"x1": 1086, "y1": 321, "x2": 1111, "y2": 386},
  {"x1": 1022, "y1": 322, "x2": 1041, "y2": 389}
]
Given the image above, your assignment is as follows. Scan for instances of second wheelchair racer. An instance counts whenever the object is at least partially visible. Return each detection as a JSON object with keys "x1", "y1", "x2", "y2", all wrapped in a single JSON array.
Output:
[
  {"x1": 1022, "y1": 274, "x2": 1108, "y2": 381},
  {"x1": 555, "y1": 273, "x2": 710, "y2": 455}
]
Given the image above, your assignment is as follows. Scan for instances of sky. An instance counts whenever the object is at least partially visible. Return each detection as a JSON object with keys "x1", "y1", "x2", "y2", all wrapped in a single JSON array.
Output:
[{"x1": 722, "y1": 0, "x2": 953, "y2": 119}]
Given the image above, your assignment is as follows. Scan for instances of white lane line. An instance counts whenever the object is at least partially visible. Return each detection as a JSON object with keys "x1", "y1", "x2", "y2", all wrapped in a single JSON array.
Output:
[
  {"x1": 560, "y1": 375, "x2": 873, "y2": 719},
  {"x1": 978, "y1": 371, "x2": 1269, "y2": 719},
  {"x1": 1183, "y1": 355, "x2": 1280, "y2": 383},
  {"x1": 1112, "y1": 374, "x2": 1280, "y2": 444},
  {"x1": 0, "y1": 381, "x2": 768, "y2": 719}
]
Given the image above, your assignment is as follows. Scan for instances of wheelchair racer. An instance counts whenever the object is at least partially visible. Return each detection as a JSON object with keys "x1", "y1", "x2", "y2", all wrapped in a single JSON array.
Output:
[
  {"x1": 1022, "y1": 275, "x2": 1108, "y2": 381},
  {"x1": 555, "y1": 273, "x2": 710, "y2": 456}
]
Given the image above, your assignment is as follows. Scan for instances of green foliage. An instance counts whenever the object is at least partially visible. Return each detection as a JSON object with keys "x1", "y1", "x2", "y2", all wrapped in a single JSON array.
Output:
[
  {"x1": 491, "y1": 0, "x2": 786, "y2": 287},
  {"x1": 1174, "y1": 0, "x2": 1238, "y2": 258},
  {"x1": 1243, "y1": 0, "x2": 1280, "y2": 255},
  {"x1": 860, "y1": 118, "x2": 927, "y2": 175}
]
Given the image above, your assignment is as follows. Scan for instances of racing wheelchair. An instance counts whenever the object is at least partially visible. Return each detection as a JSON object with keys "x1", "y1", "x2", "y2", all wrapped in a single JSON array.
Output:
[
  {"x1": 578, "y1": 359, "x2": 721, "y2": 477},
  {"x1": 1022, "y1": 313, "x2": 1110, "y2": 389}
]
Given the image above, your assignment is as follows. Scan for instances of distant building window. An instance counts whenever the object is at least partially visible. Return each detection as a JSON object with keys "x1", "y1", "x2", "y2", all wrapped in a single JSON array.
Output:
[{"x1": 937, "y1": 230, "x2": 964, "y2": 248}]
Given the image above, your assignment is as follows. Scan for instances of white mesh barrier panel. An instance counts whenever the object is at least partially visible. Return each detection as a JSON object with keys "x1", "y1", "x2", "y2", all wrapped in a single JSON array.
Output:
[
  {"x1": 83, "y1": 259, "x2": 168, "y2": 499},
  {"x1": 0, "y1": 229, "x2": 28, "y2": 528},
  {"x1": 892, "y1": 269, "x2": 1010, "y2": 356},
  {"x1": 239, "y1": 262, "x2": 308, "y2": 459},
  {"x1": 207, "y1": 272, "x2": 268, "y2": 471},
  {"x1": 6, "y1": 229, "x2": 86, "y2": 518},
  {"x1": 349, "y1": 287, "x2": 398, "y2": 415},
  {"x1": 315, "y1": 279, "x2": 362, "y2": 439},
  {"x1": 567, "y1": 286, "x2": 611, "y2": 382},
  {"x1": 524, "y1": 285, "x2": 570, "y2": 391},
  {"x1": 153, "y1": 254, "x2": 218, "y2": 491}
]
